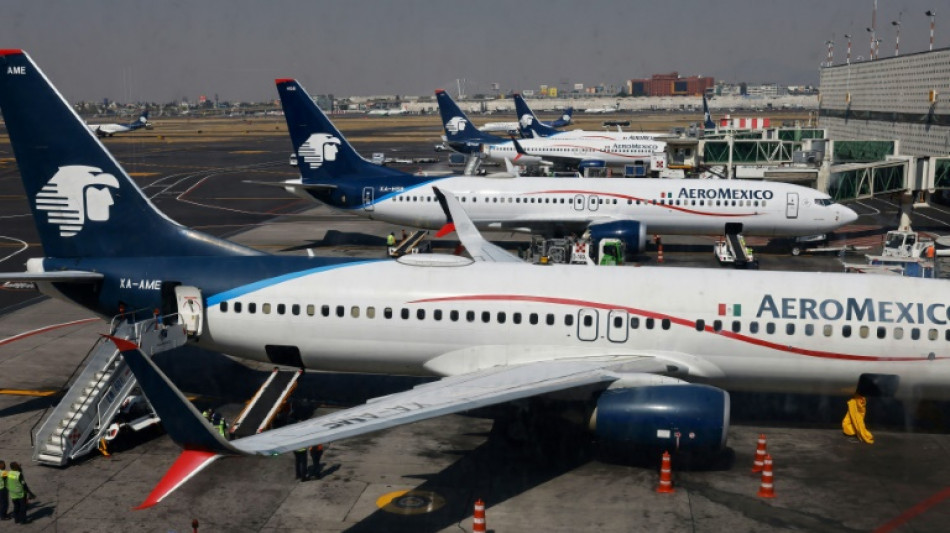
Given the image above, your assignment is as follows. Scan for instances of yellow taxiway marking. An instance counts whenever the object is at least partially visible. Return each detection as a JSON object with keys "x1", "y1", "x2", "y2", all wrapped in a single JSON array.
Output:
[
  {"x1": 128, "y1": 172, "x2": 160, "y2": 177},
  {"x1": 230, "y1": 150, "x2": 269, "y2": 154},
  {"x1": 0, "y1": 389, "x2": 58, "y2": 397}
]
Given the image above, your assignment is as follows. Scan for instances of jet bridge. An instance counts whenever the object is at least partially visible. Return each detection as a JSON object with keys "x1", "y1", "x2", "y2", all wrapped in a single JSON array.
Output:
[{"x1": 32, "y1": 312, "x2": 188, "y2": 466}]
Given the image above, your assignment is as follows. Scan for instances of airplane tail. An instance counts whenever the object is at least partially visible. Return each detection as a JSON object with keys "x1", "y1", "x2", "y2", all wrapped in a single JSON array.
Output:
[
  {"x1": 128, "y1": 109, "x2": 150, "y2": 130},
  {"x1": 276, "y1": 79, "x2": 409, "y2": 183},
  {"x1": 435, "y1": 89, "x2": 501, "y2": 152},
  {"x1": 550, "y1": 107, "x2": 574, "y2": 128},
  {"x1": 703, "y1": 94, "x2": 715, "y2": 129},
  {"x1": 0, "y1": 49, "x2": 257, "y2": 258},
  {"x1": 513, "y1": 93, "x2": 559, "y2": 138}
]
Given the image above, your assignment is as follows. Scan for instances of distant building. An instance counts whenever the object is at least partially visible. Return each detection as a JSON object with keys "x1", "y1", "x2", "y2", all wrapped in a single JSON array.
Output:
[{"x1": 626, "y1": 72, "x2": 714, "y2": 97}]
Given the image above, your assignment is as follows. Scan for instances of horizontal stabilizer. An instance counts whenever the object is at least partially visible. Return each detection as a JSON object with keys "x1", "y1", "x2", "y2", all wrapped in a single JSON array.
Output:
[{"x1": 0, "y1": 271, "x2": 103, "y2": 283}]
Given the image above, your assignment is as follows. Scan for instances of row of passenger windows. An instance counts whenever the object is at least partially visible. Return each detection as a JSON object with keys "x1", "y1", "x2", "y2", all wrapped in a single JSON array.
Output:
[
  {"x1": 393, "y1": 194, "x2": 766, "y2": 208},
  {"x1": 217, "y1": 301, "x2": 947, "y2": 341}
]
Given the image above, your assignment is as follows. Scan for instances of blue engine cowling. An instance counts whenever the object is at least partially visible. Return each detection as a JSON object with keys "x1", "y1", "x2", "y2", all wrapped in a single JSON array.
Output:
[
  {"x1": 592, "y1": 384, "x2": 730, "y2": 453},
  {"x1": 577, "y1": 159, "x2": 606, "y2": 170},
  {"x1": 589, "y1": 220, "x2": 647, "y2": 254}
]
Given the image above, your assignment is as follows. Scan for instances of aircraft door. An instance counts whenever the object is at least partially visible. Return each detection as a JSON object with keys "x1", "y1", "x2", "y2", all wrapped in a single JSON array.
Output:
[
  {"x1": 786, "y1": 192, "x2": 799, "y2": 219},
  {"x1": 175, "y1": 285, "x2": 203, "y2": 337},
  {"x1": 607, "y1": 310, "x2": 628, "y2": 343},
  {"x1": 577, "y1": 308, "x2": 599, "y2": 341},
  {"x1": 588, "y1": 195, "x2": 600, "y2": 212},
  {"x1": 362, "y1": 187, "x2": 375, "y2": 212},
  {"x1": 574, "y1": 194, "x2": 585, "y2": 211}
]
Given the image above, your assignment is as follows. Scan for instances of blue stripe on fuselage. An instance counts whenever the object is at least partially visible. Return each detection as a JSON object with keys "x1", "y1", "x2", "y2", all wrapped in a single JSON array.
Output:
[
  {"x1": 311, "y1": 177, "x2": 451, "y2": 210},
  {"x1": 205, "y1": 259, "x2": 382, "y2": 305}
]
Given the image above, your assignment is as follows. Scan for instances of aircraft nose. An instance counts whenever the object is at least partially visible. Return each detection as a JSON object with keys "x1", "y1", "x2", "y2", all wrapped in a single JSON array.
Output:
[{"x1": 839, "y1": 205, "x2": 859, "y2": 225}]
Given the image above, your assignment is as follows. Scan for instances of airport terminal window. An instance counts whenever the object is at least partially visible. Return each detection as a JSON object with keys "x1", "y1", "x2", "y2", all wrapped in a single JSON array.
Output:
[
  {"x1": 565, "y1": 315, "x2": 574, "y2": 326},
  {"x1": 450, "y1": 310, "x2": 459, "y2": 321},
  {"x1": 482, "y1": 311, "x2": 490, "y2": 323},
  {"x1": 513, "y1": 312, "x2": 522, "y2": 324},
  {"x1": 232, "y1": 302, "x2": 241, "y2": 313},
  {"x1": 262, "y1": 303, "x2": 271, "y2": 314},
  {"x1": 248, "y1": 303, "x2": 257, "y2": 314},
  {"x1": 433, "y1": 309, "x2": 441, "y2": 321},
  {"x1": 530, "y1": 313, "x2": 539, "y2": 325},
  {"x1": 911, "y1": 328, "x2": 921, "y2": 341},
  {"x1": 467, "y1": 311, "x2": 476, "y2": 322},
  {"x1": 220, "y1": 302, "x2": 229, "y2": 313},
  {"x1": 546, "y1": 313, "x2": 555, "y2": 325},
  {"x1": 278, "y1": 304, "x2": 286, "y2": 315},
  {"x1": 786, "y1": 324, "x2": 795, "y2": 335},
  {"x1": 662, "y1": 318, "x2": 671, "y2": 330},
  {"x1": 322, "y1": 305, "x2": 330, "y2": 317},
  {"x1": 732, "y1": 321, "x2": 741, "y2": 333},
  {"x1": 401, "y1": 308, "x2": 409, "y2": 320},
  {"x1": 877, "y1": 326, "x2": 887, "y2": 339},
  {"x1": 765, "y1": 322, "x2": 775, "y2": 334},
  {"x1": 842, "y1": 325, "x2": 852, "y2": 338},
  {"x1": 696, "y1": 319, "x2": 705, "y2": 331},
  {"x1": 859, "y1": 326, "x2": 869, "y2": 339},
  {"x1": 631, "y1": 317, "x2": 640, "y2": 329},
  {"x1": 367, "y1": 307, "x2": 375, "y2": 319},
  {"x1": 894, "y1": 327, "x2": 904, "y2": 340},
  {"x1": 384, "y1": 307, "x2": 393, "y2": 319},
  {"x1": 713, "y1": 320, "x2": 722, "y2": 332},
  {"x1": 336, "y1": 305, "x2": 344, "y2": 317},
  {"x1": 823, "y1": 325, "x2": 833, "y2": 337},
  {"x1": 352, "y1": 306, "x2": 360, "y2": 318},
  {"x1": 292, "y1": 304, "x2": 300, "y2": 316},
  {"x1": 805, "y1": 324, "x2": 814, "y2": 336},
  {"x1": 646, "y1": 318, "x2": 655, "y2": 329},
  {"x1": 417, "y1": 309, "x2": 425, "y2": 320},
  {"x1": 497, "y1": 312, "x2": 506, "y2": 324},
  {"x1": 750, "y1": 321, "x2": 759, "y2": 333}
]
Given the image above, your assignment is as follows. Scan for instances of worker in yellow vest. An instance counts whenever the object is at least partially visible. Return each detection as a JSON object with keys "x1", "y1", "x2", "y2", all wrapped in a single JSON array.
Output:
[
  {"x1": 0, "y1": 460, "x2": 9, "y2": 520},
  {"x1": 6, "y1": 462, "x2": 35, "y2": 524}
]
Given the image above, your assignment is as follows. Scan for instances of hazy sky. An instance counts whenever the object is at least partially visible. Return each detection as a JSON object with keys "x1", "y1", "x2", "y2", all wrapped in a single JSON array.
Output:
[{"x1": 0, "y1": 0, "x2": 941, "y2": 102}]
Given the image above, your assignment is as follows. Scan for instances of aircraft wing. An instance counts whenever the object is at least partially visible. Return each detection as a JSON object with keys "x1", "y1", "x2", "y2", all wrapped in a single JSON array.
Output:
[
  {"x1": 243, "y1": 179, "x2": 337, "y2": 191},
  {"x1": 0, "y1": 271, "x2": 104, "y2": 283},
  {"x1": 432, "y1": 187, "x2": 522, "y2": 263}
]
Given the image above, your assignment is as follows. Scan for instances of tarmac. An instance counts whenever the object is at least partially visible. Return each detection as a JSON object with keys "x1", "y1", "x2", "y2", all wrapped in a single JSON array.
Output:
[{"x1": 2, "y1": 120, "x2": 950, "y2": 531}]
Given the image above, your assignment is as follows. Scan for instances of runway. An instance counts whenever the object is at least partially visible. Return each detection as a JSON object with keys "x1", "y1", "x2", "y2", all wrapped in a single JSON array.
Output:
[{"x1": 2, "y1": 119, "x2": 950, "y2": 531}]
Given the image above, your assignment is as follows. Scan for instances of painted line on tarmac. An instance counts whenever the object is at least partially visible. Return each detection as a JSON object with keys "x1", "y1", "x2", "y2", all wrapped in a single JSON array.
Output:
[
  {"x1": 0, "y1": 388, "x2": 58, "y2": 397},
  {"x1": 0, "y1": 317, "x2": 101, "y2": 347},
  {"x1": 874, "y1": 486, "x2": 950, "y2": 533}
]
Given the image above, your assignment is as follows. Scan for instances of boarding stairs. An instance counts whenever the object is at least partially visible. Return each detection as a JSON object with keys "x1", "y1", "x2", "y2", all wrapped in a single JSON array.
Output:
[
  {"x1": 389, "y1": 230, "x2": 429, "y2": 258},
  {"x1": 463, "y1": 153, "x2": 485, "y2": 176},
  {"x1": 726, "y1": 232, "x2": 752, "y2": 267},
  {"x1": 230, "y1": 368, "x2": 303, "y2": 438},
  {"x1": 32, "y1": 314, "x2": 188, "y2": 466}
]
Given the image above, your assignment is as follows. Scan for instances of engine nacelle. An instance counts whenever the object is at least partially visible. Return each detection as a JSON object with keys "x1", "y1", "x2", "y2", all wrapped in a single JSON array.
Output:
[
  {"x1": 577, "y1": 159, "x2": 607, "y2": 170},
  {"x1": 589, "y1": 220, "x2": 647, "y2": 254},
  {"x1": 590, "y1": 384, "x2": 730, "y2": 453}
]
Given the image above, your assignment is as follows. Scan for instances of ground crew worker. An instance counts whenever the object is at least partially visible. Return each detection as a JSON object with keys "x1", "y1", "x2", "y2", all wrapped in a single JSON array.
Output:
[
  {"x1": 0, "y1": 460, "x2": 9, "y2": 520},
  {"x1": 386, "y1": 232, "x2": 396, "y2": 247},
  {"x1": 212, "y1": 413, "x2": 228, "y2": 440},
  {"x1": 309, "y1": 444, "x2": 325, "y2": 479},
  {"x1": 6, "y1": 462, "x2": 35, "y2": 524},
  {"x1": 293, "y1": 448, "x2": 308, "y2": 481},
  {"x1": 842, "y1": 394, "x2": 874, "y2": 444},
  {"x1": 202, "y1": 408, "x2": 214, "y2": 422}
]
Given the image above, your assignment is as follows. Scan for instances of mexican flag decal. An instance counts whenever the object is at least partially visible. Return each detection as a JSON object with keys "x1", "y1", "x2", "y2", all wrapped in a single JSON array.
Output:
[{"x1": 718, "y1": 303, "x2": 741, "y2": 316}]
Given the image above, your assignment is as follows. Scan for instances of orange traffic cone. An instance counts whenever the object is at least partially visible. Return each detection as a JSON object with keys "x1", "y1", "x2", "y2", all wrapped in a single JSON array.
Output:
[
  {"x1": 751, "y1": 433, "x2": 767, "y2": 472},
  {"x1": 757, "y1": 454, "x2": 776, "y2": 498},
  {"x1": 656, "y1": 451, "x2": 675, "y2": 493},
  {"x1": 473, "y1": 498, "x2": 487, "y2": 533},
  {"x1": 656, "y1": 236, "x2": 664, "y2": 263}
]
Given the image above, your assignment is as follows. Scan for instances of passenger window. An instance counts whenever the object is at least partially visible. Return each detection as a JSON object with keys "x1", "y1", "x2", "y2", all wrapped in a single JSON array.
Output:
[
  {"x1": 497, "y1": 312, "x2": 506, "y2": 324},
  {"x1": 248, "y1": 303, "x2": 257, "y2": 314},
  {"x1": 221, "y1": 302, "x2": 229, "y2": 313},
  {"x1": 805, "y1": 324, "x2": 814, "y2": 336},
  {"x1": 713, "y1": 320, "x2": 722, "y2": 332},
  {"x1": 613, "y1": 316, "x2": 623, "y2": 328},
  {"x1": 564, "y1": 315, "x2": 573, "y2": 326},
  {"x1": 401, "y1": 308, "x2": 409, "y2": 319},
  {"x1": 929, "y1": 329, "x2": 938, "y2": 341},
  {"x1": 630, "y1": 317, "x2": 640, "y2": 329},
  {"x1": 859, "y1": 326, "x2": 869, "y2": 338},
  {"x1": 646, "y1": 318, "x2": 655, "y2": 329},
  {"x1": 750, "y1": 321, "x2": 759, "y2": 333},
  {"x1": 584, "y1": 315, "x2": 593, "y2": 327},
  {"x1": 732, "y1": 321, "x2": 741, "y2": 333},
  {"x1": 530, "y1": 313, "x2": 539, "y2": 325},
  {"x1": 417, "y1": 309, "x2": 425, "y2": 320},
  {"x1": 450, "y1": 310, "x2": 459, "y2": 321},
  {"x1": 823, "y1": 325, "x2": 833, "y2": 337},
  {"x1": 911, "y1": 328, "x2": 920, "y2": 340},
  {"x1": 842, "y1": 325, "x2": 851, "y2": 338},
  {"x1": 877, "y1": 326, "x2": 886, "y2": 339},
  {"x1": 546, "y1": 314, "x2": 555, "y2": 325},
  {"x1": 292, "y1": 304, "x2": 300, "y2": 316},
  {"x1": 467, "y1": 311, "x2": 476, "y2": 322},
  {"x1": 233, "y1": 302, "x2": 242, "y2": 313},
  {"x1": 765, "y1": 322, "x2": 775, "y2": 334},
  {"x1": 336, "y1": 305, "x2": 344, "y2": 317},
  {"x1": 482, "y1": 311, "x2": 490, "y2": 323},
  {"x1": 277, "y1": 304, "x2": 286, "y2": 315},
  {"x1": 433, "y1": 309, "x2": 442, "y2": 321},
  {"x1": 384, "y1": 307, "x2": 393, "y2": 319},
  {"x1": 322, "y1": 305, "x2": 330, "y2": 317},
  {"x1": 696, "y1": 319, "x2": 705, "y2": 331},
  {"x1": 513, "y1": 312, "x2": 522, "y2": 324},
  {"x1": 367, "y1": 307, "x2": 375, "y2": 319},
  {"x1": 351, "y1": 306, "x2": 360, "y2": 318},
  {"x1": 786, "y1": 323, "x2": 795, "y2": 335},
  {"x1": 662, "y1": 318, "x2": 671, "y2": 330},
  {"x1": 262, "y1": 303, "x2": 271, "y2": 314},
  {"x1": 894, "y1": 327, "x2": 904, "y2": 340}
]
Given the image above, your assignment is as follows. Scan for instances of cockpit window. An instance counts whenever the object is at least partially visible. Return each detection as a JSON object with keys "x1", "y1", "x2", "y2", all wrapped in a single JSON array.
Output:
[{"x1": 815, "y1": 198, "x2": 833, "y2": 206}]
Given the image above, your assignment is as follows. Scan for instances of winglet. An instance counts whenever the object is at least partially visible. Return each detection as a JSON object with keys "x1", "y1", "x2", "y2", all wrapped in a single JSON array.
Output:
[
  {"x1": 432, "y1": 188, "x2": 521, "y2": 263},
  {"x1": 134, "y1": 450, "x2": 220, "y2": 509}
]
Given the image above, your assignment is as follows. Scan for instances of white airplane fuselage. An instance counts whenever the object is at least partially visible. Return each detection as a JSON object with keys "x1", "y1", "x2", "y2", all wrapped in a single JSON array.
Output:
[
  {"x1": 191, "y1": 258, "x2": 950, "y2": 400},
  {"x1": 295, "y1": 176, "x2": 856, "y2": 238},
  {"x1": 484, "y1": 138, "x2": 667, "y2": 167}
]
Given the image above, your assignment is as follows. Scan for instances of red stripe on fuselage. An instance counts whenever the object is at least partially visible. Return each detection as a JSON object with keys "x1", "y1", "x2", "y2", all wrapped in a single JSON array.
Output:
[{"x1": 409, "y1": 294, "x2": 940, "y2": 362}]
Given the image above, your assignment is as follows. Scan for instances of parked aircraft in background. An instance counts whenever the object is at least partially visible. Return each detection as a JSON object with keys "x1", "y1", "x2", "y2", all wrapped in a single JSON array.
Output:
[
  {"x1": 584, "y1": 103, "x2": 618, "y2": 114},
  {"x1": 515, "y1": 93, "x2": 663, "y2": 141},
  {"x1": 276, "y1": 78, "x2": 856, "y2": 253},
  {"x1": 87, "y1": 109, "x2": 150, "y2": 137},
  {"x1": 481, "y1": 102, "x2": 573, "y2": 134},
  {"x1": 703, "y1": 94, "x2": 716, "y2": 129},
  {"x1": 366, "y1": 104, "x2": 408, "y2": 116},
  {"x1": 435, "y1": 89, "x2": 510, "y2": 153}
]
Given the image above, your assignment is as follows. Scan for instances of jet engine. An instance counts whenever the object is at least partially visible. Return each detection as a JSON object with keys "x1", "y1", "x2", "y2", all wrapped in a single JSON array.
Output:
[
  {"x1": 589, "y1": 384, "x2": 730, "y2": 453},
  {"x1": 588, "y1": 220, "x2": 648, "y2": 254}
]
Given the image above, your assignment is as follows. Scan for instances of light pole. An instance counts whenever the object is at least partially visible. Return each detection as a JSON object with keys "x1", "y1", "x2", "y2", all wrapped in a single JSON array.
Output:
[
  {"x1": 845, "y1": 33, "x2": 852, "y2": 64},
  {"x1": 866, "y1": 27, "x2": 876, "y2": 60},
  {"x1": 825, "y1": 40, "x2": 834, "y2": 66},
  {"x1": 892, "y1": 19, "x2": 901, "y2": 56},
  {"x1": 926, "y1": 10, "x2": 936, "y2": 51}
]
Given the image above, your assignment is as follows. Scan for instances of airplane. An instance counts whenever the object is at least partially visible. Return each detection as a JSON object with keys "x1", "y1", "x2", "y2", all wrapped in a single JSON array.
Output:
[
  {"x1": 435, "y1": 89, "x2": 513, "y2": 153},
  {"x1": 366, "y1": 104, "x2": 408, "y2": 116},
  {"x1": 584, "y1": 103, "x2": 617, "y2": 114},
  {"x1": 277, "y1": 78, "x2": 858, "y2": 252},
  {"x1": 6, "y1": 51, "x2": 934, "y2": 510},
  {"x1": 88, "y1": 109, "x2": 150, "y2": 137},
  {"x1": 515, "y1": 93, "x2": 662, "y2": 141},
  {"x1": 481, "y1": 100, "x2": 573, "y2": 134},
  {"x1": 703, "y1": 93, "x2": 716, "y2": 130}
]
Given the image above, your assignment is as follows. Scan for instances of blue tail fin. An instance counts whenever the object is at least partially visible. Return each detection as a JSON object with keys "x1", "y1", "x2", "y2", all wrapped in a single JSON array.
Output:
[
  {"x1": 434, "y1": 89, "x2": 502, "y2": 153},
  {"x1": 550, "y1": 107, "x2": 573, "y2": 128},
  {"x1": 703, "y1": 94, "x2": 715, "y2": 129},
  {"x1": 0, "y1": 50, "x2": 257, "y2": 258},
  {"x1": 513, "y1": 93, "x2": 559, "y2": 138},
  {"x1": 275, "y1": 79, "x2": 408, "y2": 183},
  {"x1": 129, "y1": 109, "x2": 149, "y2": 130}
]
